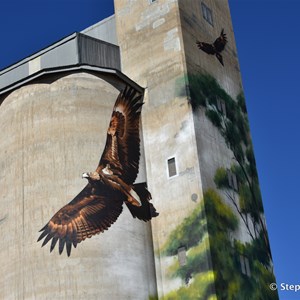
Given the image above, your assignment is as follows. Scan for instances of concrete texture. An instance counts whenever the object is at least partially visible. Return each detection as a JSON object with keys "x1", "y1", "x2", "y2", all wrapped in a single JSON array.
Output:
[
  {"x1": 0, "y1": 72, "x2": 156, "y2": 299},
  {"x1": 178, "y1": 0, "x2": 254, "y2": 244},
  {"x1": 81, "y1": 15, "x2": 118, "y2": 45},
  {"x1": 0, "y1": 0, "x2": 275, "y2": 298},
  {"x1": 115, "y1": 0, "x2": 210, "y2": 296},
  {"x1": 115, "y1": 0, "x2": 273, "y2": 298}
]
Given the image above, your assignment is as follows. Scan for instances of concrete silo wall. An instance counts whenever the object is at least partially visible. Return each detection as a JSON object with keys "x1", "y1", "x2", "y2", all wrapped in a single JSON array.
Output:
[{"x1": 0, "y1": 72, "x2": 157, "y2": 299}]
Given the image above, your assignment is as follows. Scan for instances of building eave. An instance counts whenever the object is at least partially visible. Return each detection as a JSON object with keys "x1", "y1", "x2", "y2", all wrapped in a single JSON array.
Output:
[{"x1": 0, "y1": 64, "x2": 144, "y2": 96}]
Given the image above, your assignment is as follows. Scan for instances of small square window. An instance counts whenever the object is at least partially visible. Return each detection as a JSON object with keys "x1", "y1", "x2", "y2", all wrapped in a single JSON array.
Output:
[
  {"x1": 168, "y1": 157, "x2": 177, "y2": 178},
  {"x1": 240, "y1": 255, "x2": 251, "y2": 277},
  {"x1": 201, "y1": 2, "x2": 213, "y2": 26},
  {"x1": 178, "y1": 247, "x2": 187, "y2": 266},
  {"x1": 227, "y1": 170, "x2": 238, "y2": 191},
  {"x1": 217, "y1": 98, "x2": 226, "y2": 116}
]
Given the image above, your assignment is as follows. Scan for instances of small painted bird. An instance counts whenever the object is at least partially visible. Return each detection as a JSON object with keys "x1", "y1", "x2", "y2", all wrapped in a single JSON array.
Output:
[{"x1": 196, "y1": 29, "x2": 228, "y2": 66}]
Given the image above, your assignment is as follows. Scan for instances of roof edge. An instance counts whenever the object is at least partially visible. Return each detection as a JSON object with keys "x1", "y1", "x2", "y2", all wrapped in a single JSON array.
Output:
[
  {"x1": 0, "y1": 64, "x2": 144, "y2": 96},
  {"x1": 0, "y1": 33, "x2": 78, "y2": 75}
]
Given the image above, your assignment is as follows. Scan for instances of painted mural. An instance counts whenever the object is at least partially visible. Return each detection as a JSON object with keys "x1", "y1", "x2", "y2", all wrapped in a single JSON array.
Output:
[
  {"x1": 196, "y1": 30, "x2": 228, "y2": 66},
  {"x1": 159, "y1": 74, "x2": 278, "y2": 299},
  {"x1": 37, "y1": 87, "x2": 158, "y2": 256}
]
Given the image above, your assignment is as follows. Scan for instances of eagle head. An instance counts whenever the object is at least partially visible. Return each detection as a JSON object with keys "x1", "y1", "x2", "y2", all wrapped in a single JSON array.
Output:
[{"x1": 82, "y1": 172, "x2": 100, "y2": 181}]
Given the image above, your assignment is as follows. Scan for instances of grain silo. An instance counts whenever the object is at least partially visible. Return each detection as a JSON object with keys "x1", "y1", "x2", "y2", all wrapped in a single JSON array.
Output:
[
  {"x1": 0, "y1": 1, "x2": 279, "y2": 299},
  {"x1": 0, "y1": 22, "x2": 157, "y2": 300}
]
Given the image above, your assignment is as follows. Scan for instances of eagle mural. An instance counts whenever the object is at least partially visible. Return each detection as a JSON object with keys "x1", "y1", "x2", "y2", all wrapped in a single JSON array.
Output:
[
  {"x1": 196, "y1": 29, "x2": 228, "y2": 66},
  {"x1": 38, "y1": 87, "x2": 158, "y2": 256}
]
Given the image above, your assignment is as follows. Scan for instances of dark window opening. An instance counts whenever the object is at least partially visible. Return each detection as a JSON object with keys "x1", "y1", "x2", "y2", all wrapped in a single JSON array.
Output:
[
  {"x1": 201, "y1": 2, "x2": 213, "y2": 26},
  {"x1": 227, "y1": 169, "x2": 238, "y2": 191},
  {"x1": 240, "y1": 254, "x2": 251, "y2": 276},
  {"x1": 178, "y1": 247, "x2": 187, "y2": 266},
  {"x1": 168, "y1": 157, "x2": 177, "y2": 178},
  {"x1": 217, "y1": 98, "x2": 226, "y2": 116}
]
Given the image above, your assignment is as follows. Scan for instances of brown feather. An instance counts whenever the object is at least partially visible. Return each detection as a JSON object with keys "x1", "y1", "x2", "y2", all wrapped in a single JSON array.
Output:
[
  {"x1": 38, "y1": 183, "x2": 124, "y2": 256},
  {"x1": 38, "y1": 86, "x2": 158, "y2": 256},
  {"x1": 97, "y1": 87, "x2": 144, "y2": 185}
]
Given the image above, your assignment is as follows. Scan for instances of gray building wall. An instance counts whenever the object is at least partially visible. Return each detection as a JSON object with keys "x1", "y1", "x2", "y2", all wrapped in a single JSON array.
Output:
[
  {"x1": 0, "y1": 72, "x2": 156, "y2": 299},
  {"x1": 115, "y1": 0, "x2": 277, "y2": 299},
  {"x1": 114, "y1": 0, "x2": 211, "y2": 297},
  {"x1": 0, "y1": 0, "x2": 277, "y2": 299},
  {"x1": 81, "y1": 15, "x2": 118, "y2": 45}
]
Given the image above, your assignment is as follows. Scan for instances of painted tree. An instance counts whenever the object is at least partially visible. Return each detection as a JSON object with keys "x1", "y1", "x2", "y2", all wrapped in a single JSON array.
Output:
[
  {"x1": 188, "y1": 73, "x2": 272, "y2": 263},
  {"x1": 161, "y1": 190, "x2": 278, "y2": 299}
]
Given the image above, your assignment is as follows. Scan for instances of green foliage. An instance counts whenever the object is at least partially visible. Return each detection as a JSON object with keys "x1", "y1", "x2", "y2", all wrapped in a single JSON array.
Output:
[
  {"x1": 205, "y1": 109, "x2": 222, "y2": 128},
  {"x1": 246, "y1": 147, "x2": 258, "y2": 177},
  {"x1": 168, "y1": 237, "x2": 210, "y2": 281},
  {"x1": 204, "y1": 189, "x2": 238, "y2": 233},
  {"x1": 161, "y1": 189, "x2": 278, "y2": 299},
  {"x1": 214, "y1": 167, "x2": 229, "y2": 189},
  {"x1": 204, "y1": 190, "x2": 241, "y2": 300},
  {"x1": 233, "y1": 144, "x2": 245, "y2": 164},
  {"x1": 161, "y1": 203, "x2": 207, "y2": 256},
  {"x1": 224, "y1": 122, "x2": 242, "y2": 150},
  {"x1": 252, "y1": 261, "x2": 278, "y2": 300},
  {"x1": 230, "y1": 165, "x2": 246, "y2": 185},
  {"x1": 187, "y1": 72, "x2": 273, "y2": 262},
  {"x1": 237, "y1": 92, "x2": 247, "y2": 113},
  {"x1": 235, "y1": 112, "x2": 249, "y2": 145},
  {"x1": 162, "y1": 271, "x2": 216, "y2": 300},
  {"x1": 252, "y1": 178, "x2": 264, "y2": 213},
  {"x1": 239, "y1": 184, "x2": 252, "y2": 213},
  {"x1": 163, "y1": 73, "x2": 277, "y2": 298},
  {"x1": 187, "y1": 74, "x2": 233, "y2": 109},
  {"x1": 205, "y1": 191, "x2": 277, "y2": 299},
  {"x1": 251, "y1": 233, "x2": 272, "y2": 267}
]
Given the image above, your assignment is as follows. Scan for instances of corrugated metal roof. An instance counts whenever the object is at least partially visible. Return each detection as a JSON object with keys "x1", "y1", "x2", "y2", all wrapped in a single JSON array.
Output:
[{"x1": 0, "y1": 32, "x2": 121, "y2": 94}]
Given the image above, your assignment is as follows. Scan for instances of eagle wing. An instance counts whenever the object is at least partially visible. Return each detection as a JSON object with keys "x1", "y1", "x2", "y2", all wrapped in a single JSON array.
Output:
[
  {"x1": 196, "y1": 41, "x2": 215, "y2": 54},
  {"x1": 38, "y1": 184, "x2": 124, "y2": 256},
  {"x1": 213, "y1": 29, "x2": 227, "y2": 53},
  {"x1": 96, "y1": 87, "x2": 143, "y2": 185}
]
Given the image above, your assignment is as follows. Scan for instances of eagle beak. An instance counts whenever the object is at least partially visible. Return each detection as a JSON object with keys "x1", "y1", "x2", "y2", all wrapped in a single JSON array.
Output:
[{"x1": 82, "y1": 173, "x2": 89, "y2": 179}]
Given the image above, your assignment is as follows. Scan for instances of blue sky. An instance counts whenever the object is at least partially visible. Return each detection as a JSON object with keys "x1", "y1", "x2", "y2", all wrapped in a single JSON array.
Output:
[
  {"x1": 229, "y1": 1, "x2": 300, "y2": 299},
  {"x1": 1, "y1": 1, "x2": 299, "y2": 299}
]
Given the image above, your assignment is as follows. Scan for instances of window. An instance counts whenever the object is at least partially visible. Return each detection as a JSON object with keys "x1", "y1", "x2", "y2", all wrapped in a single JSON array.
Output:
[
  {"x1": 167, "y1": 157, "x2": 177, "y2": 178},
  {"x1": 178, "y1": 247, "x2": 187, "y2": 266},
  {"x1": 217, "y1": 98, "x2": 226, "y2": 116},
  {"x1": 240, "y1": 255, "x2": 251, "y2": 276},
  {"x1": 201, "y1": 2, "x2": 213, "y2": 26},
  {"x1": 227, "y1": 169, "x2": 238, "y2": 191}
]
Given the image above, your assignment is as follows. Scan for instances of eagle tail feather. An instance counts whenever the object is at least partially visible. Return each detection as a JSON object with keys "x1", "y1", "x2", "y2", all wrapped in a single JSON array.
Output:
[
  {"x1": 125, "y1": 183, "x2": 158, "y2": 221},
  {"x1": 37, "y1": 228, "x2": 48, "y2": 242},
  {"x1": 216, "y1": 53, "x2": 224, "y2": 66}
]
